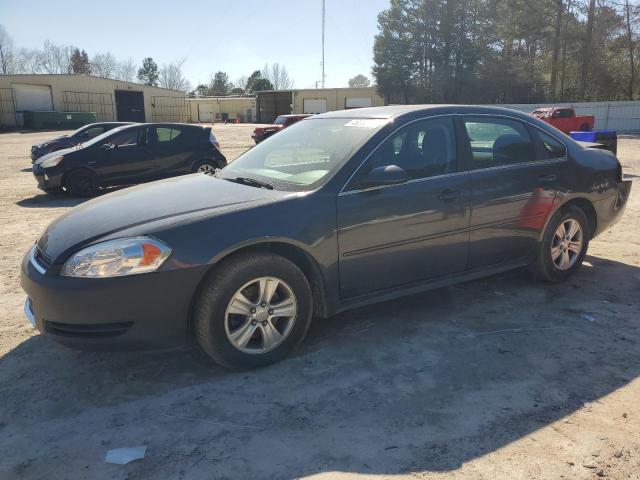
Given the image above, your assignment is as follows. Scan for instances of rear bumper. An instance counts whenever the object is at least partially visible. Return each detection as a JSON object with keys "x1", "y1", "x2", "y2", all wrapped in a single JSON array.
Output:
[
  {"x1": 593, "y1": 178, "x2": 633, "y2": 237},
  {"x1": 20, "y1": 246, "x2": 208, "y2": 350}
]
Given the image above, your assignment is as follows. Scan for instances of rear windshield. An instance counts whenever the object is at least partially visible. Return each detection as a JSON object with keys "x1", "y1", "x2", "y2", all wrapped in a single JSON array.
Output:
[
  {"x1": 274, "y1": 116, "x2": 287, "y2": 125},
  {"x1": 220, "y1": 118, "x2": 389, "y2": 190}
]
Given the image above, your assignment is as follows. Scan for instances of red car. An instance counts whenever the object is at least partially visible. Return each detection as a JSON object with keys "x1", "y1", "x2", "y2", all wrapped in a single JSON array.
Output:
[
  {"x1": 531, "y1": 107, "x2": 594, "y2": 134},
  {"x1": 251, "y1": 114, "x2": 312, "y2": 144}
]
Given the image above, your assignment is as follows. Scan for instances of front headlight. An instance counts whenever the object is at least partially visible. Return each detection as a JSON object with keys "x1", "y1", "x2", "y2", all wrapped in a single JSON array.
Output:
[
  {"x1": 40, "y1": 155, "x2": 64, "y2": 168},
  {"x1": 61, "y1": 237, "x2": 171, "y2": 278}
]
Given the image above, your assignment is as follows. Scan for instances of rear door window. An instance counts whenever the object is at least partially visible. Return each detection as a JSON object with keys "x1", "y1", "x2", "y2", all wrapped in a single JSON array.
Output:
[
  {"x1": 148, "y1": 127, "x2": 185, "y2": 144},
  {"x1": 463, "y1": 117, "x2": 536, "y2": 169}
]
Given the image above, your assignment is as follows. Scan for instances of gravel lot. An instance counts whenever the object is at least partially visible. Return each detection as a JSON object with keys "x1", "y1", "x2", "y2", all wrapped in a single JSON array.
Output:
[{"x1": 0, "y1": 124, "x2": 639, "y2": 480}]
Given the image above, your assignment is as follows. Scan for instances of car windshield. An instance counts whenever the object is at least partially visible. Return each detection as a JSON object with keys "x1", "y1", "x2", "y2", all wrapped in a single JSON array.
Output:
[
  {"x1": 70, "y1": 125, "x2": 94, "y2": 137},
  {"x1": 79, "y1": 125, "x2": 131, "y2": 147},
  {"x1": 220, "y1": 117, "x2": 389, "y2": 190}
]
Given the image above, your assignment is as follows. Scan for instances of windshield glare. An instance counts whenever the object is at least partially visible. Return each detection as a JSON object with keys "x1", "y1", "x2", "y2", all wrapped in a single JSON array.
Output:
[{"x1": 221, "y1": 118, "x2": 388, "y2": 190}]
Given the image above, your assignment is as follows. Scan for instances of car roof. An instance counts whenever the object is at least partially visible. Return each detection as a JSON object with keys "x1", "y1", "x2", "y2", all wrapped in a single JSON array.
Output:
[{"x1": 311, "y1": 104, "x2": 539, "y2": 121}]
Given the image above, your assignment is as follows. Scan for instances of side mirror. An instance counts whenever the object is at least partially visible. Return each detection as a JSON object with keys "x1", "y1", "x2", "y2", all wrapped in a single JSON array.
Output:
[
  {"x1": 359, "y1": 165, "x2": 409, "y2": 188},
  {"x1": 100, "y1": 143, "x2": 115, "y2": 151}
]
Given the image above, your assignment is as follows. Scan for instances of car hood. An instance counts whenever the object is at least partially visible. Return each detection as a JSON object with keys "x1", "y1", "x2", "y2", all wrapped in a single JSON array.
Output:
[
  {"x1": 37, "y1": 174, "x2": 284, "y2": 262},
  {"x1": 35, "y1": 135, "x2": 72, "y2": 148}
]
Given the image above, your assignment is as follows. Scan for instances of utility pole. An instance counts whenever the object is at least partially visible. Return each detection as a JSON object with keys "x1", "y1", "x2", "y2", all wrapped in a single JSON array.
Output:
[{"x1": 321, "y1": 0, "x2": 326, "y2": 88}]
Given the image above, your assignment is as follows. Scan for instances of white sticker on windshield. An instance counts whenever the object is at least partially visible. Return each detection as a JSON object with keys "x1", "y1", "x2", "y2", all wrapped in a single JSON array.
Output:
[{"x1": 344, "y1": 119, "x2": 388, "y2": 128}]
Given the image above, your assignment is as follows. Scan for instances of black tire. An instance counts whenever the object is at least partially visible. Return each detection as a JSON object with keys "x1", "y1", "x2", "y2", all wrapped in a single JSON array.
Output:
[
  {"x1": 192, "y1": 159, "x2": 220, "y2": 174},
  {"x1": 530, "y1": 205, "x2": 590, "y2": 282},
  {"x1": 43, "y1": 186, "x2": 65, "y2": 197},
  {"x1": 64, "y1": 169, "x2": 96, "y2": 197},
  {"x1": 193, "y1": 253, "x2": 313, "y2": 370}
]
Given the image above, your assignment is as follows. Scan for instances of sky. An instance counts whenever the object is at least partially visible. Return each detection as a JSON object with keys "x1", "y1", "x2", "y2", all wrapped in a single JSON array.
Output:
[{"x1": 0, "y1": 0, "x2": 390, "y2": 89}]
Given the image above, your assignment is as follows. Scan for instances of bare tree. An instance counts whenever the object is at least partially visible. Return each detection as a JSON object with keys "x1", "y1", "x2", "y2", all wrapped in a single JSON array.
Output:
[
  {"x1": 0, "y1": 25, "x2": 17, "y2": 74},
  {"x1": 159, "y1": 59, "x2": 191, "y2": 91},
  {"x1": 116, "y1": 57, "x2": 137, "y2": 82},
  {"x1": 16, "y1": 48, "x2": 42, "y2": 73},
  {"x1": 262, "y1": 63, "x2": 294, "y2": 90},
  {"x1": 39, "y1": 40, "x2": 73, "y2": 74},
  {"x1": 91, "y1": 52, "x2": 118, "y2": 78}
]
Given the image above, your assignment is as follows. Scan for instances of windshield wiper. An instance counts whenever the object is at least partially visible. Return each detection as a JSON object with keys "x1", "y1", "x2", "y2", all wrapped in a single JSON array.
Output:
[{"x1": 226, "y1": 176, "x2": 274, "y2": 190}]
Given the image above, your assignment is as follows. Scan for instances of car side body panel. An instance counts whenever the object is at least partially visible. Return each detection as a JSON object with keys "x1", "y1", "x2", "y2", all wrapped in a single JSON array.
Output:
[{"x1": 21, "y1": 105, "x2": 632, "y2": 350}]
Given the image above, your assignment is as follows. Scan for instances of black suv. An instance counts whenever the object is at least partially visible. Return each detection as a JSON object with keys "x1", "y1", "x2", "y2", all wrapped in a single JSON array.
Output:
[
  {"x1": 32, "y1": 123, "x2": 227, "y2": 196},
  {"x1": 31, "y1": 122, "x2": 132, "y2": 162}
]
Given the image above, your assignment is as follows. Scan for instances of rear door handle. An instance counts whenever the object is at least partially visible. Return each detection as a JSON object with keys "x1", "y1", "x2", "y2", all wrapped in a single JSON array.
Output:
[
  {"x1": 538, "y1": 174, "x2": 557, "y2": 182},
  {"x1": 438, "y1": 188, "x2": 460, "y2": 201}
]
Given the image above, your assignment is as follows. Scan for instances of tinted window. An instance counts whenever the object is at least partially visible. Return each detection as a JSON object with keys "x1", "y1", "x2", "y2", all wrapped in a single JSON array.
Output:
[
  {"x1": 274, "y1": 116, "x2": 286, "y2": 125},
  {"x1": 109, "y1": 128, "x2": 139, "y2": 147},
  {"x1": 556, "y1": 109, "x2": 573, "y2": 118},
  {"x1": 536, "y1": 129, "x2": 567, "y2": 158},
  {"x1": 464, "y1": 117, "x2": 535, "y2": 168},
  {"x1": 352, "y1": 117, "x2": 456, "y2": 187},
  {"x1": 148, "y1": 127, "x2": 184, "y2": 144}
]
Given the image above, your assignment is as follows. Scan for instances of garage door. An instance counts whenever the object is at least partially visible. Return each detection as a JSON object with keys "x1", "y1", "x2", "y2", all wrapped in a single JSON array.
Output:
[
  {"x1": 198, "y1": 104, "x2": 214, "y2": 123},
  {"x1": 345, "y1": 97, "x2": 372, "y2": 109},
  {"x1": 303, "y1": 99, "x2": 327, "y2": 114},
  {"x1": 13, "y1": 84, "x2": 53, "y2": 112}
]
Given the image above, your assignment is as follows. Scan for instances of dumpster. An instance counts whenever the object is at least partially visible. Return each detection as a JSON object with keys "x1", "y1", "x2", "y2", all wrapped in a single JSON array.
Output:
[{"x1": 23, "y1": 111, "x2": 97, "y2": 130}]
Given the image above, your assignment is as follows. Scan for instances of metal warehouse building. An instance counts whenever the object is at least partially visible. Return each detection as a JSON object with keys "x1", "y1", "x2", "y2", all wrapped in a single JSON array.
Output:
[
  {"x1": 187, "y1": 96, "x2": 257, "y2": 123},
  {"x1": 0, "y1": 74, "x2": 188, "y2": 128},
  {"x1": 256, "y1": 87, "x2": 384, "y2": 123}
]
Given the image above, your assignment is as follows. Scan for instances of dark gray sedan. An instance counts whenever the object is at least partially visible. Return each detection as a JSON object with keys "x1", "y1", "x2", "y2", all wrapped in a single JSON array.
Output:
[{"x1": 21, "y1": 105, "x2": 632, "y2": 369}]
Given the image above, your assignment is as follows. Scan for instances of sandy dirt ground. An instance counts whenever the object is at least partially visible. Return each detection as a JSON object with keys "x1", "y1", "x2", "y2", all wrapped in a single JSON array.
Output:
[{"x1": 0, "y1": 124, "x2": 639, "y2": 480}]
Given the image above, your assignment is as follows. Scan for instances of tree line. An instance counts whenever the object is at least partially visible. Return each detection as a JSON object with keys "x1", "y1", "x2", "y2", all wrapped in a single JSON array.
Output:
[
  {"x1": 372, "y1": 0, "x2": 640, "y2": 104},
  {"x1": 189, "y1": 63, "x2": 295, "y2": 97}
]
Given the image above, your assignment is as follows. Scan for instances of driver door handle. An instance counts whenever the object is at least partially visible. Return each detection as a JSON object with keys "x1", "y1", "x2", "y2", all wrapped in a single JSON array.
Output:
[{"x1": 438, "y1": 188, "x2": 460, "y2": 201}]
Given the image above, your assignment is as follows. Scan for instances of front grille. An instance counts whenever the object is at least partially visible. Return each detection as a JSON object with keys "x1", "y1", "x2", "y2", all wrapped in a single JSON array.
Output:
[
  {"x1": 44, "y1": 321, "x2": 133, "y2": 338},
  {"x1": 34, "y1": 247, "x2": 53, "y2": 269}
]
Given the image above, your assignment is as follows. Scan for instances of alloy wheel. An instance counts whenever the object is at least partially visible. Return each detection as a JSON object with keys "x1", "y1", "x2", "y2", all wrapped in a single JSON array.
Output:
[
  {"x1": 224, "y1": 277, "x2": 297, "y2": 354},
  {"x1": 551, "y1": 218, "x2": 583, "y2": 270},
  {"x1": 197, "y1": 164, "x2": 216, "y2": 174}
]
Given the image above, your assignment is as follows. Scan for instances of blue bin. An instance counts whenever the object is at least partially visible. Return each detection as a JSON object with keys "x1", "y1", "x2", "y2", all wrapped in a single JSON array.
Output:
[{"x1": 570, "y1": 130, "x2": 617, "y2": 154}]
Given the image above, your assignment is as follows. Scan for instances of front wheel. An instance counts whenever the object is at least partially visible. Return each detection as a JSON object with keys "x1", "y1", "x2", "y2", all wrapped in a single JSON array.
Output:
[
  {"x1": 192, "y1": 159, "x2": 220, "y2": 175},
  {"x1": 64, "y1": 169, "x2": 97, "y2": 197},
  {"x1": 193, "y1": 253, "x2": 313, "y2": 369},
  {"x1": 530, "y1": 205, "x2": 590, "y2": 282}
]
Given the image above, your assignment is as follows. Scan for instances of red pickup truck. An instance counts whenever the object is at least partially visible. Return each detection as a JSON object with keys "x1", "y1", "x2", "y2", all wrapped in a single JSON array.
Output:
[
  {"x1": 251, "y1": 114, "x2": 311, "y2": 144},
  {"x1": 531, "y1": 107, "x2": 594, "y2": 134}
]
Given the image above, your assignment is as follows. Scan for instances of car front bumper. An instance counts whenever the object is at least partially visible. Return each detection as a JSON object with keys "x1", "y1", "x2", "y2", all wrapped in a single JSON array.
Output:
[
  {"x1": 32, "y1": 164, "x2": 63, "y2": 190},
  {"x1": 21, "y1": 246, "x2": 209, "y2": 350}
]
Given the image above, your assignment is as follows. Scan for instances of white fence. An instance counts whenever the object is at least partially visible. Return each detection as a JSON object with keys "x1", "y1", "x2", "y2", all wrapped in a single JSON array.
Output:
[{"x1": 496, "y1": 101, "x2": 640, "y2": 133}]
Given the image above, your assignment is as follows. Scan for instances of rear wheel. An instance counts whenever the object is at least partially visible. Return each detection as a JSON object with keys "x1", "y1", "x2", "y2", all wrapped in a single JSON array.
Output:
[
  {"x1": 193, "y1": 253, "x2": 313, "y2": 369},
  {"x1": 64, "y1": 169, "x2": 96, "y2": 197},
  {"x1": 193, "y1": 159, "x2": 219, "y2": 175},
  {"x1": 530, "y1": 205, "x2": 590, "y2": 282}
]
